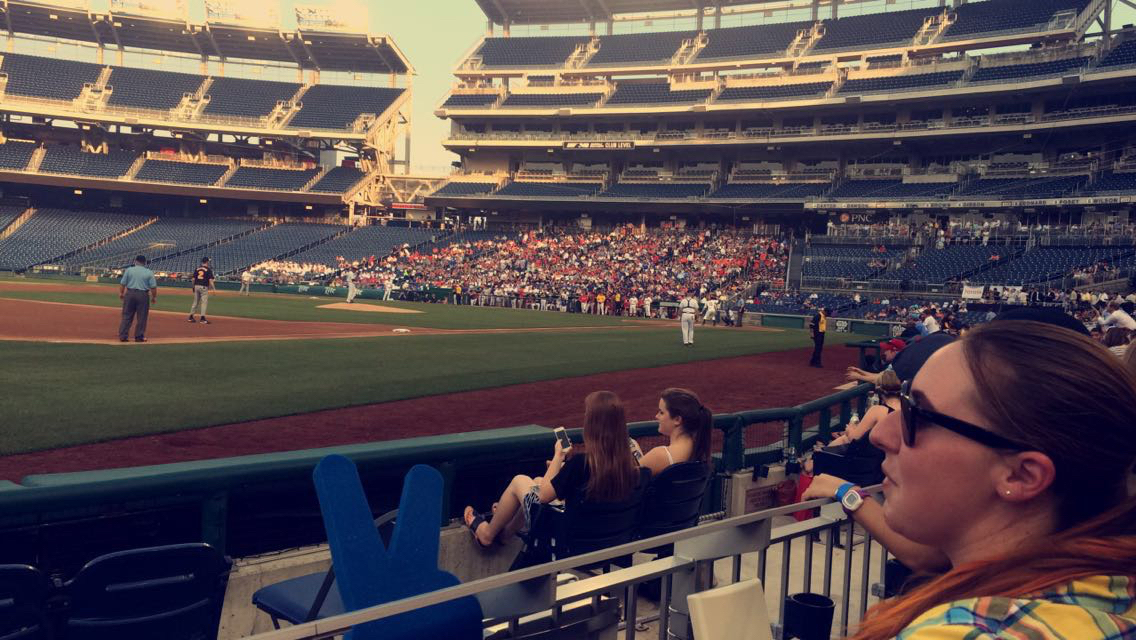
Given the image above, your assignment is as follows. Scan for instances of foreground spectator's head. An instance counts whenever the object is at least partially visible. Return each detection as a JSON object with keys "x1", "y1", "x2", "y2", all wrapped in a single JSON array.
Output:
[
  {"x1": 1104, "y1": 327, "x2": 1132, "y2": 349},
  {"x1": 582, "y1": 391, "x2": 638, "y2": 501},
  {"x1": 855, "y1": 320, "x2": 1136, "y2": 640},
  {"x1": 657, "y1": 388, "x2": 712, "y2": 464},
  {"x1": 879, "y1": 338, "x2": 906, "y2": 363}
]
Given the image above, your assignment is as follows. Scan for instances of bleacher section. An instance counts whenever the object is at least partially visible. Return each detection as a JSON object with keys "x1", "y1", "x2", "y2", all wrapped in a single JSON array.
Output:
[
  {"x1": 225, "y1": 166, "x2": 320, "y2": 191},
  {"x1": 495, "y1": 182, "x2": 603, "y2": 197},
  {"x1": 203, "y1": 77, "x2": 301, "y2": 118},
  {"x1": 288, "y1": 85, "x2": 405, "y2": 130},
  {"x1": 879, "y1": 246, "x2": 1003, "y2": 284},
  {"x1": 709, "y1": 183, "x2": 830, "y2": 199},
  {"x1": 970, "y1": 56, "x2": 1091, "y2": 83},
  {"x1": 289, "y1": 226, "x2": 438, "y2": 266},
  {"x1": 607, "y1": 82, "x2": 712, "y2": 106},
  {"x1": 0, "y1": 53, "x2": 103, "y2": 100},
  {"x1": 959, "y1": 175, "x2": 1087, "y2": 198},
  {"x1": 1098, "y1": 40, "x2": 1136, "y2": 68},
  {"x1": 815, "y1": 7, "x2": 942, "y2": 52},
  {"x1": 0, "y1": 141, "x2": 37, "y2": 170},
  {"x1": 308, "y1": 167, "x2": 366, "y2": 194},
  {"x1": 839, "y1": 70, "x2": 964, "y2": 95},
  {"x1": 802, "y1": 245, "x2": 899, "y2": 279},
  {"x1": 39, "y1": 146, "x2": 136, "y2": 178},
  {"x1": 442, "y1": 94, "x2": 500, "y2": 108},
  {"x1": 828, "y1": 180, "x2": 957, "y2": 199},
  {"x1": 589, "y1": 31, "x2": 694, "y2": 66},
  {"x1": 67, "y1": 218, "x2": 263, "y2": 269},
  {"x1": 942, "y1": 0, "x2": 1092, "y2": 40},
  {"x1": 696, "y1": 21, "x2": 810, "y2": 61},
  {"x1": 969, "y1": 246, "x2": 1129, "y2": 284},
  {"x1": 135, "y1": 159, "x2": 229, "y2": 185},
  {"x1": 716, "y1": 83, "x2": 831, "y2": 102},
  {"x1": 600, "y1": 182, "x2": 709, "y2": 198},
  {"x1": 0, "y1": 209, "x2": 146, "y2": 270},
  {"x1": 431, "y1": 182, "x2": 497, "y2": 197},
  {"x1": 501, "y1": 93, "x2": 603, "y2": 108},
  {"x1": 0, "y1": 205, "x2": 26, "y2": 233},
  {"x1": 475, "y1": 36, "x2": 586, "y2": 67},
  {"x1": 1090, "y1": 171, "x2": 1136, "y2": 193},
  {"x1": 151, "y1": 223, "x2": 344, "y2": 274},
  {"x1": 106, "y1": 67, "x2": 204, "y2": 110}
]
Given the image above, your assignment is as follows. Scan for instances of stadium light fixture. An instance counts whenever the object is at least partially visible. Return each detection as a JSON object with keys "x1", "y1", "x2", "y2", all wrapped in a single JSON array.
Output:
[
  {"x1": 199, "y1": 199, "x2": 208, "y2": 204},
  {"x1": 73, "y1": 189, "x2": 82, "y2": 195},
  {"x1": 305, "y1": 205, "x2": 313, "y2": 210}
]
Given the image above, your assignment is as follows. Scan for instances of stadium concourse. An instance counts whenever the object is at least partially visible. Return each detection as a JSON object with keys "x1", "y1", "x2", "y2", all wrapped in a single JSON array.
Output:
[{"x1": 2, "y1": 0, "x2": 1136, "y2": 637}]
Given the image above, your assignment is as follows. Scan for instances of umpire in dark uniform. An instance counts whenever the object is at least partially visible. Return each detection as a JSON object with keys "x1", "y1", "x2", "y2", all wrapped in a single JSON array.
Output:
[
  {"x1": 118, "y1": 255, "x2": 157, "y2": 342},
  {"x1": 808, "y1": 307, "x2": 829, "y2": 367}
]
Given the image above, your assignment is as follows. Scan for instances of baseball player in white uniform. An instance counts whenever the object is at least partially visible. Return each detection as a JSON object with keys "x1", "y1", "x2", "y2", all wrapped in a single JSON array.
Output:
[
  {"x1": 345, "y1": 268, "x2": 359, "y2": 303},
  {"x1": 680, "y1": 292, "x2": 699, "y2": 345}
]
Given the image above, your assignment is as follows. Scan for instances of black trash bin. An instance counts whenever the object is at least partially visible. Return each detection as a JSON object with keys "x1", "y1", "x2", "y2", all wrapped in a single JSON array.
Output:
[{"x1": 783, "y1": 592, "x2": 835, "y2": 640}]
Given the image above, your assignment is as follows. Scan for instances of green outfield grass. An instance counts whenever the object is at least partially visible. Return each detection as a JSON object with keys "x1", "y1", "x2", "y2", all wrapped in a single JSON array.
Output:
[
  {"x1": 0, "y1": 283, "x2": 630, "y2": 329},
  {"x1": 0, "y1": 276, "x2": 862, "y2": 455}
]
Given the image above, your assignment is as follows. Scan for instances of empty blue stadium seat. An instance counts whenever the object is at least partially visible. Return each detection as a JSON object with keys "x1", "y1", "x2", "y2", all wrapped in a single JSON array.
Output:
[
  {"x1": 709, "y1": 182, "x2": 830, "y2": 199},
  {"x1": 135, "y1": 159, "x2": 228, "y2": 185},
  {"x1": 39, "y1": 146, "x2": 136, "y2": 178},
  {"x1": 0, "y1": 141, "x2": 37, "y2": 170},
  {"x1": 607, "y1": 82, "x2": 711, "y2": 105},
  {"x1": 67, "y1": 217, "x2": 263, "y2": 270},
  {"x1": 878, "y1": 246, "x2": 1004, "y2": 284},
  {"x1": 600, "y1": 182, "x2": 709, "y2": 198},
  {"x1": 815, "y1": 7, "x2": 942, "y2": 52},
  {"x1": 943, "y1": 0, "x2": 1092, "y2": 40},
  {"x1": 290, "y1": 226, "x2": 438, "y2": 266},
  {"x1": 0, "y1": 206, "x2": 24, "y2": 233},
  {"x1": 203, "y1": 76, "x2": 301, "y2": 118},
  {"x1": 1090, "y1": 171, "x2": 1136, "y2": 193},
  {"x1": 829, "y1": 180, "x2": 957, "y2": 199},
  {"x1": 1, "y1": 53, "x2": 103, "y2": 100},
  {"x1": 959, "y1": 175, "x2": 1087, "y2": 198},
  {"x1": 225, "y1": 166, "x2": 320, "y2": 191},
  {"x1": 589, "y1": 31, "x2": 695, "y2": 66},
  {"x1": 289, "y1": 85, "x2": 405, "y2": 131},
  {"x1": 441, "y1": 94, "x2": 499, "y2": 108},
  {"x1": 717, "y1": 82, "x2": 831, "y2": 102},
  {"x1": 839, "y1": 70, "x2": 963, "y2": 94},
  {"x1": 969, "y1": 246, "x2": 1129, "y2": 284},
  {"x1": 1098, "y1": 40, "x2": 1136, "y2": 68},
  {"x1": 476, "y1": 37, "x2": 588, "y2": 67},
  {"x1": 0, "y1": 208, "x2": 147, "y2": 270},
  {"x1": 495, "y1": 182, "x2": 602, "y2": 197},
  {"x1": 430, "y1": 182, "x2": 497, "y2": 197},
  {"x1": 697, "y1": 21, "x2": 812, "y2": 60},
  {"x1": 501, "y1": 93, "x2": 603, "y2": 107},
  {"x1": 309, "y1": 166, "x2": 367, "y2": 194},
  {"x1": 106, "y1": 67, "x2": 204, "y2": 110},
  {"x1": 150, "y1": 223, "x2": 345, "y2": 274},
  {"x1": 971, "y1": 56, "x2": 1090, "y2": 83}
]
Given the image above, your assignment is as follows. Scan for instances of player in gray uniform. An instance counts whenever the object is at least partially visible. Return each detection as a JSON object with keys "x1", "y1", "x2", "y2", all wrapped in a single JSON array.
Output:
[
  {"x1": 345, "y1": 268, "x2": 359, "y2": 303},
  {"x1": 188, "y1": 257, "x2": 216, "y2": 324},
  {"x1": 679, "y1": 291, "x2": 699, "y2": 345}
]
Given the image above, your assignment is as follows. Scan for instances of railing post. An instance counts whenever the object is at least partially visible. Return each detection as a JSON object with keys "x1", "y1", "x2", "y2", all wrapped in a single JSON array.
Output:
[
  {"x1": 724, "y1": 416, "x2": 745, "y2": 473},
  {"x1": 786, "y1": 413, "x2": 804, "y2": 459},
  {"x1": 201, "y1": 491, "x2": 228, "y2": 554},
  {"x1": 818, "y1": 405, "x2": 832, "y2": 441}
]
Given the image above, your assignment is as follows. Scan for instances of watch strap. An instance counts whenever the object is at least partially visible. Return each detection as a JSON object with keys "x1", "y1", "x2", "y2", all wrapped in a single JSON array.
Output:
[{"x1": 834, "y1": 482, "x2": 855, "y2": 502}]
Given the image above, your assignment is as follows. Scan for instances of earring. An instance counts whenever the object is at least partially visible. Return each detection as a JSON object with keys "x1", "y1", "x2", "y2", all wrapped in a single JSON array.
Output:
[{"x1": 1004, "y1": 490, "x2": 1012, "y2": 496}]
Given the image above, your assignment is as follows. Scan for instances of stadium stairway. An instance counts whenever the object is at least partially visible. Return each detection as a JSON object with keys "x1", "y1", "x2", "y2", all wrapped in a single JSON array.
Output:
[
  {"x1": 786, "y1": 238, "x2": 804, "y2": 286},
  {"x1": 0, "y1": 206, "x2": 34, "y2": 241}
]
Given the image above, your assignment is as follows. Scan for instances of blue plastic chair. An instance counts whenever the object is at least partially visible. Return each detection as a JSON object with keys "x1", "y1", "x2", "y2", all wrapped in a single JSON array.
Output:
[
  {"x1": 0, "y1": 564, "x2": 52, "y2": 640},
  {"x1": 311, "y1": 455, "x2": 482, "y2": 640},
  {"x1": 63, "y1": 543, "x2": 231, "y2": 640}
]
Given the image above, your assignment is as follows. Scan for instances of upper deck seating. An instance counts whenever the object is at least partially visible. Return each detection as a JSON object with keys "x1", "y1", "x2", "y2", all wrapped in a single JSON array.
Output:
[
  {"x1": 606, "y1": 82, "x2": 711, "y2": 106},
  {"x1": 430, "y1": 182, "x2": 497, "y2": 197},
  {"x1": 495, "y1": 182, "x2": 602, "y2": 197},
  {"x1": 288, "y1": 85, "x2": 405, "y2": 131},
  {"x1": 839, "y1": 70, "x2": 964, "y2": 95},
  {"x1": 709, "y1": 182, "x2": 830, "y2": 198},
  {"x1": 106, "y1": 67, "x2": 204, "y2": 110},
  {"x1": 501, "y1": 93, "x2": 603, "y2": 107},
  {"x1": 442, "y1": 94, "x2": 500, "y2": 108},
  {"x1": 135, "y1": 159, "x2": 228, "y2": 185},
  {"x1": 225, "y1": 166, "x2": 320, "y2": 191},
  {"x1": 476, "y1": 36, "x2": 588, "y2": 67},
  {"x1": 40, "y1": 146, "x2": 136, "y2": 178},
  {"x1": 942, "y1": 0, "x2": 1093, "y2": 40},
  {"x1": 600, "y1": 182, "x2": 709, "y2": 198},
  {"x1": 970, "y1": 56, "x2": 1091, "y2": 83},
  {"x1": 1098, "y1": 40, "x2": 1136, "y2": 68},
  {"x1": 716, "y1": 82, "x2": 831, "y2": 102},
  {"x1": 0, "y1": 140, "x2": 37, "y2": 170},
  {"x1": 308, "y1": 166, "x2": 366, "y2": 194},
  {"x1": 203, "y1": 77, "x2": 301, "y2": 118},
  {"x1": 0, "y1": 53, "x2": 102, "y2": 100},
  {"x1": 696, "y1": 21, "x2": 813, "y2": 60},
  {"x1": 588, "y1": 31, "x2": 694, "y2": 66},
  {"x1": 815, "y1": 7, "x2": 942, "y2": 52}
]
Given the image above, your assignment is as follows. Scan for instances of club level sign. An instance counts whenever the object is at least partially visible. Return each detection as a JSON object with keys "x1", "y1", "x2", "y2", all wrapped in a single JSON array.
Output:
[{"x1": 563, "y1": 141, "x2": 634, "y2": 150}]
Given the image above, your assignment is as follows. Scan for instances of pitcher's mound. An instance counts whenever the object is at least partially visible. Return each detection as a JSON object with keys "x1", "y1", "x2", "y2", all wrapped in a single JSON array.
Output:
[{"x1": 319, "y1": 302, "x2": 423, "y2": 314}]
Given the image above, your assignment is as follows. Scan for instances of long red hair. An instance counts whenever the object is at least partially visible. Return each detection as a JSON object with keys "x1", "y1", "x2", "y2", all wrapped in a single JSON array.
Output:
[{"x1": 851, "y1": 321, "x2": 1136, "y2": 639}]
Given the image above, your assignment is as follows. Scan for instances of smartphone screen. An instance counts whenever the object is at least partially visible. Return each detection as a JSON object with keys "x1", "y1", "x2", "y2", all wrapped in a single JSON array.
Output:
[{"x1": 554, "y1": 427, "x2": 572, "y2": 452}]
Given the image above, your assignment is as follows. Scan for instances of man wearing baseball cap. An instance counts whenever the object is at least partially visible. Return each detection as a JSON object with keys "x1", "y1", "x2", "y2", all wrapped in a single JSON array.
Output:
[{"x1": 846, "y1": 338, "x2": 908, "y2": 385}]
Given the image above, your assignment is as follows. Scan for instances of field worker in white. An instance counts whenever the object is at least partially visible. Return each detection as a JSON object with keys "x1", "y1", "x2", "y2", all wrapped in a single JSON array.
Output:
[
  {"x1": 680, "y1": 290, "x2": 699, "y2": 346},
  {"x1": 345, "y1": 267, "x2": 359, "y2": 303},
  {"x1": 239, "y1": 269, "x2": 252, "y2": 296},
  {"x1": 383, "y1": 276, "x2": 394, "y2": 301}
]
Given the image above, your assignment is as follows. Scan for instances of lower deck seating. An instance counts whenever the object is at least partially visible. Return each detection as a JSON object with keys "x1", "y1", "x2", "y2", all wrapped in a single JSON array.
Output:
[
  {"x1": 67, "y1": 217, "x2": 264, "y2": 270},
  {"x1": 150, "y1": 223, "x2": 345, "y2": 274},
  {"x1": 0, "y1": 140, "x2": 37, "y2": 170},
  {"x1": 0, "y1": 208, "x2": 147, "y2": 270},
  {"x1": 225, "y1": 166, "x2": 320, "y2": 191},
  {"x1": 495, "y1": 182, "x2": 603, "y2": 197},
  {"x1": 289, "y1": 226, "x2": 439, "y2": 266},
  {"x1": 431, "y1": 182, "x2": 498, "y2": 197},
  {"x1": 600, "y1": 182, "x2": 710, "y2": 198},
  {"x1": 709, "y1": 183, "x2": 830, "y2": 199}
]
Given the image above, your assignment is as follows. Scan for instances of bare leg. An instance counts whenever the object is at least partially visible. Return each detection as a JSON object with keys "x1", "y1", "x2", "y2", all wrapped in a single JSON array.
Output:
[{"x1": 465, "y1": 474, "x2": 534, "y2": 546}]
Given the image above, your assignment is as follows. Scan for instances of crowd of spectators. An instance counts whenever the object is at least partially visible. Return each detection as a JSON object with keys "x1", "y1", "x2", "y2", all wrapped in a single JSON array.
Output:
[{"x1": 245, "y1": 260, "x2": 335, "y2": 285}]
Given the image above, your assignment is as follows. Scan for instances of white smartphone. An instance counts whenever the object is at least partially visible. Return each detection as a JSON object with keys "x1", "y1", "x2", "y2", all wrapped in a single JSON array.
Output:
[{"x1": 554, "y1": 427, "x2": 572, "y2": 453}]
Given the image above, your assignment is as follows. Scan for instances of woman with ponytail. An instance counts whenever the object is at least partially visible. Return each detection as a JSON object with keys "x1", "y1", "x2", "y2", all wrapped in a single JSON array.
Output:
[
  {"x1": 847, "y1": 320, "x2": 1136, "y2": 639},
  {"x1": 638, "y1": 388, "x2": 713, "y2": 477}
]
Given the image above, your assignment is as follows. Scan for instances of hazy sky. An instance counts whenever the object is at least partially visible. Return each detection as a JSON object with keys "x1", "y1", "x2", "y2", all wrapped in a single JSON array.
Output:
[{"x1": 366, "y1": 0, "x2": 1135, "y2": 175}]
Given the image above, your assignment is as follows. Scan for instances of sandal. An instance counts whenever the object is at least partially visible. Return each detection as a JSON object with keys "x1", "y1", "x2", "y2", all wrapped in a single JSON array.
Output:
[{"x1": 463, "y1": 506, "x2": 494, "y2": 548}]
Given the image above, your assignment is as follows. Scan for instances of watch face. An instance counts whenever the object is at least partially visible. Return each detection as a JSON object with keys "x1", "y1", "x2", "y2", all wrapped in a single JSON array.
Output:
[{"x1": 842, "y1": 490, "x2": 864, "y2": 512}]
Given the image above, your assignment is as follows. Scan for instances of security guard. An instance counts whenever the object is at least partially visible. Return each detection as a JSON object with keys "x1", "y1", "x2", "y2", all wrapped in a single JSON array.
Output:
[
  {"x1": 809, "y1": 307, "x2": 830, "y2": 367},
  {"x1": 118, "y1": 255, "x2": 157, "y2": 342}
]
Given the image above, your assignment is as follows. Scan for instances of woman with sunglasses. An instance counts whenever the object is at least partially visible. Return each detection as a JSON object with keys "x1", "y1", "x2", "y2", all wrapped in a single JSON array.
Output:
[{"x1": 828, "y1": 320, "x2": 1136, "y2": 639}]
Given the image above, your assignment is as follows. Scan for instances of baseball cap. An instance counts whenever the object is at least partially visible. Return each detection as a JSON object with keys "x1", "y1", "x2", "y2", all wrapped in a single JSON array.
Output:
[
  {"x1": 879, "y1": 338, "x2": 907, "y2": 352},
  {"x1": 135, "y1": 255, "x2": 148, "y2": 264},
  {"x1": 992, "y1": 307, "x2": 1090, "y2": 337}
]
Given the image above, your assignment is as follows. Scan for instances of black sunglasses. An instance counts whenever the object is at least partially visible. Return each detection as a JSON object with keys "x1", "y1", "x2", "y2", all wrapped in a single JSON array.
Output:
[{"x1": 899, "y1": 381, "x2": 1032, "y2": 451}]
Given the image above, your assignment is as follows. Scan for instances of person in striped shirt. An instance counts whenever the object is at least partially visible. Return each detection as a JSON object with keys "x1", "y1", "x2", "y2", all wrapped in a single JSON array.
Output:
[{"x1": 847, "y1": 320, "x2": 1136, "y2": 640}]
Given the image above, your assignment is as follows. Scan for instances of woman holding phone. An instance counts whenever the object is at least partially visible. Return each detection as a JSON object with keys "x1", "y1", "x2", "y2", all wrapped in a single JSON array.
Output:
[{"x1": 463, "y1": 390, "x2": 648, "y2": 548}]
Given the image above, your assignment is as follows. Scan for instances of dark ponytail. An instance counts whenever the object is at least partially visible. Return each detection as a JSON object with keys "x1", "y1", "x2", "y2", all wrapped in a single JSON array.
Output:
[{"x1": 660, "y1": 388, "x2": 712, "y2": 464}]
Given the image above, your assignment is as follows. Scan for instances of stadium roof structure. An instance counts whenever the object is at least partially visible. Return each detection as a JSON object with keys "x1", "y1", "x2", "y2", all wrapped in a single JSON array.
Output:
[
  {"x1": 474, "y1": 0, "x2": 783, "y2": 26},
  {"x1": 0, "y1": 0, "x2": 411, "y2": 73}
]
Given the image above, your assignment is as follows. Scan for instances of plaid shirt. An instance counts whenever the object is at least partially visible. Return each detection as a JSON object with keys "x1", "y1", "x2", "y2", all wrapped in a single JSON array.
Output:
[{"x1": 897, "y1": 575, "x2": 1136, "y2": 639}]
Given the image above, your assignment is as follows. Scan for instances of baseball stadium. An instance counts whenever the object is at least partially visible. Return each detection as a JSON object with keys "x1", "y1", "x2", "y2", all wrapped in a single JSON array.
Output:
[{"x1": 1, "y1": 0, "x2": 1135, "y2": 637}]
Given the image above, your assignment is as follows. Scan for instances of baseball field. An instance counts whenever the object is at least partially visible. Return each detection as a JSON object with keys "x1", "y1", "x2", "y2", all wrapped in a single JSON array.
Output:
[{"x1": 0, "y1": 276, "x2": 861, "y2": 479}]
